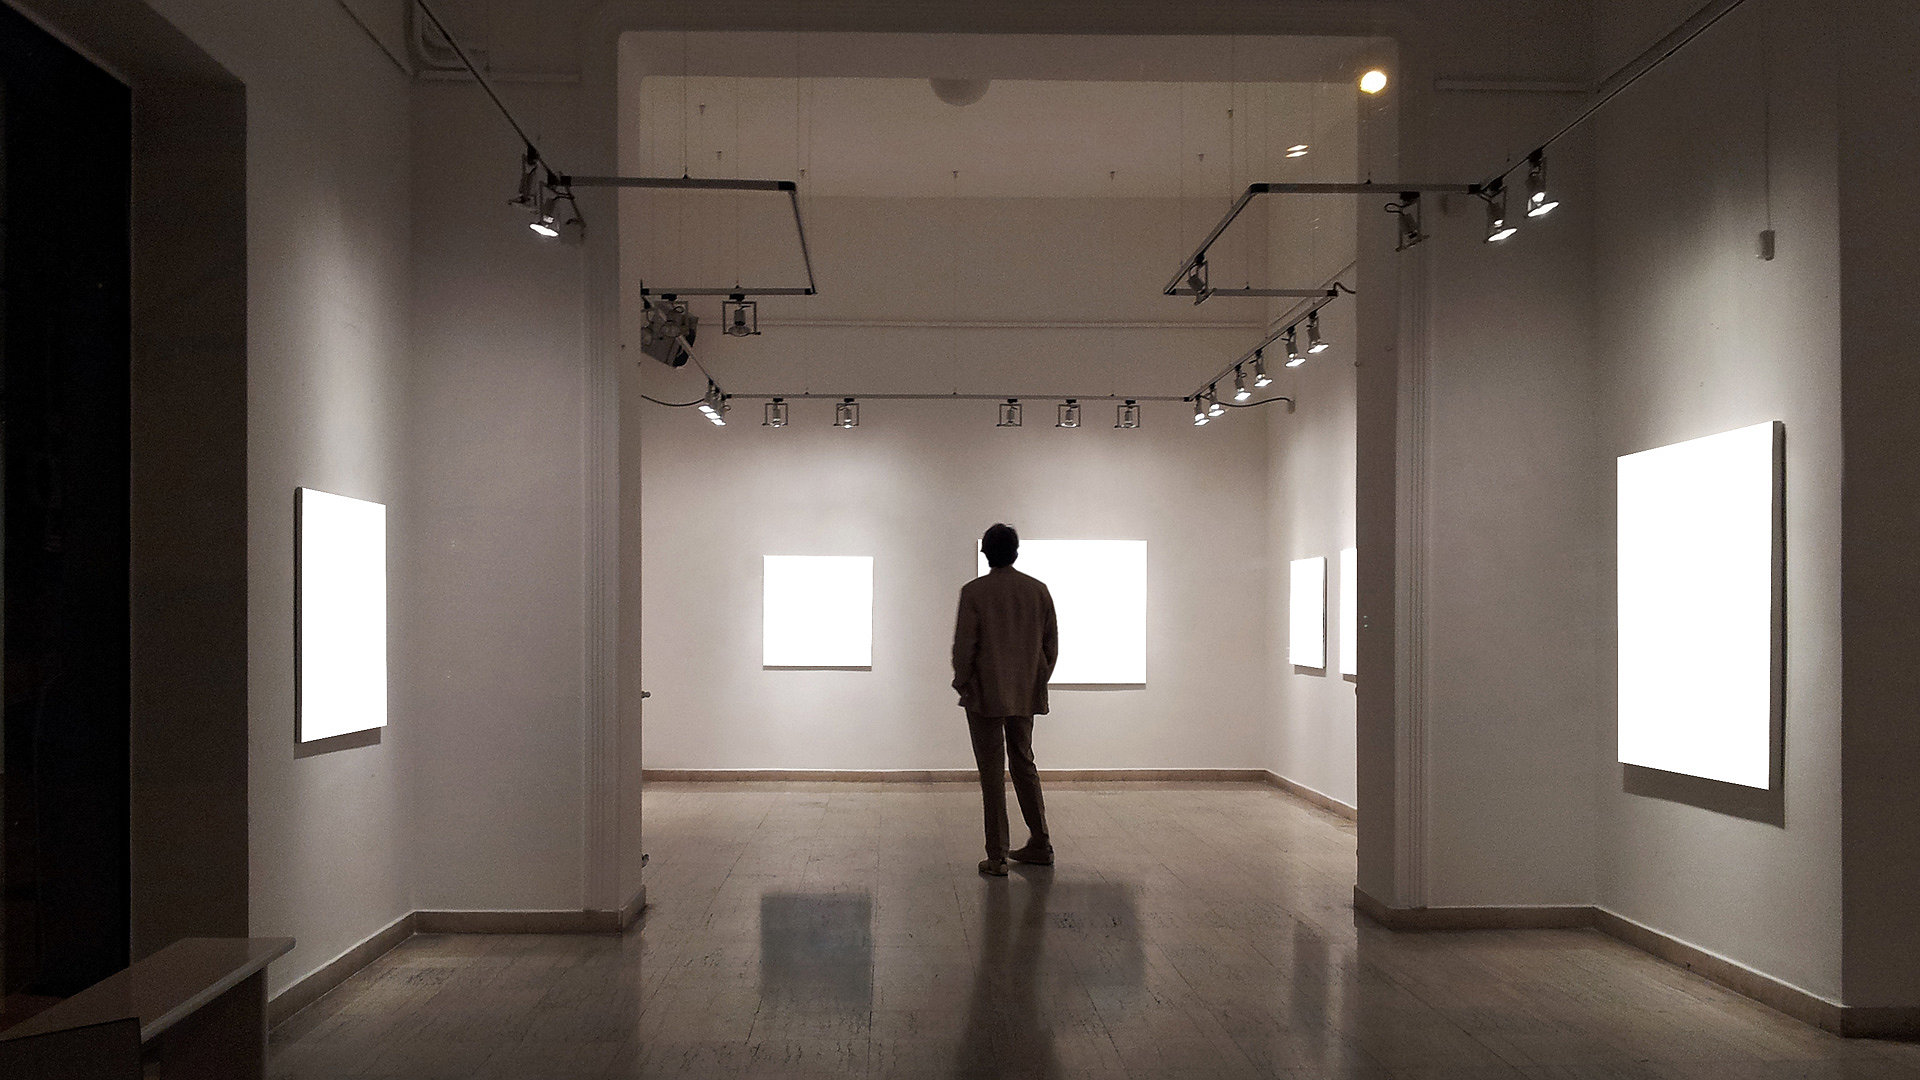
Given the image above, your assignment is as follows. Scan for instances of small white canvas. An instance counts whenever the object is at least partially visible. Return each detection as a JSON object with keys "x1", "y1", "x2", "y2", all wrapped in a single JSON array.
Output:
[
  {"x1": 976, "y1": 539, "x2": 1147, "y2": 685},
  {"x1": 1289, "y1": 556, "x2": 1327, "y2": 669},
  {"x1": 763, "y1": 555, "x2": 874, "y2": 668},
  {"x1": 298, "y1": 488, "x2": 388, "y2": 742},
  {"x1": 1338, "y1": 547, "x2": 1358, "y2": 678},
  {"x1": 1617, "y1": 421, "x2": 1781, "y2": 789}
]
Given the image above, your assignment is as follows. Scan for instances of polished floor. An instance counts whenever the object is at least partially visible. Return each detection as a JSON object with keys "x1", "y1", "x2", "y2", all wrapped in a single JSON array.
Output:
[{"x1": 270, "y1": 782, "x2": 1920, "y2": 1078}]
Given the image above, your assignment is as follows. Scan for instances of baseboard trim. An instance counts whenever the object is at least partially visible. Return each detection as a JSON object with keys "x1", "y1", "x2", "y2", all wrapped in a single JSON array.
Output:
[
  {"x1": 642, "y1": 767, "x2": 1273, "y2": 783},
  {"x1": 1350, "y1": 889, "x2": 1918, "y2": 1037},
  {"x1": 1262, "y1": 771, "x2": 1358, "y2": 821},
  {"x1": 268, "y1": 910, "x2": 416, "y2": 1028},
  {"x1": 268, "y1": 896, "x2": 651, "y2": 1030}
]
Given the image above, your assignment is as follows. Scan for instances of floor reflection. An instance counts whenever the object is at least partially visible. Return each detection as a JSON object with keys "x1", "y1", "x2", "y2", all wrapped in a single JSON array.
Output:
[{"x1": 758, "y1": 892, "x2": 873, "y2": 1010}]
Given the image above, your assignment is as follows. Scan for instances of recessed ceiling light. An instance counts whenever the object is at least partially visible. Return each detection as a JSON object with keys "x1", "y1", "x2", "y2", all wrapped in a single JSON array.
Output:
[
  {"x1": 1286, "y1": 144, "x2": 1310, "y2": 158},
  {"x1": 1359, "y1": 69, "x2": 1389, "y2": 95}
]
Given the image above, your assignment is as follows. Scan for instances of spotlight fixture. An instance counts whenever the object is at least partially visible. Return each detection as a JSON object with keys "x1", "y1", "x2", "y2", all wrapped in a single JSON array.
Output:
[
  {"x1": 1285, "y1": 327, "x2": 1306, "y2": 368},
  {"x1": 1285, "y1": 144, "x2": 1310, "y2": 158},
  {"x1": 1056, "y1": 400, "x2": 1081, "y2": 429},
  {"x1": 1524, "y1": 151, "x2": 1559, "y2": 218},
  {"x1": 1359, "y1": 69, "x2": 1389, "y2": 95},
  {"x1": 763, "y1": 398, "x2": 788, "y2": 427},
  {"x1": 638, "y1": 298, "x2": 698, "y2": 368},
  {"x1": 1115, "y1": 399, "x2": 1141, "y2": 429},
  {"x1": 722, "y1": 293, "x2": 760, "y2": 337},
  {"x1": 1307, "y1": 311, "x2": 1329, "y2": 354},
  {"x1": 529, "y1": 195, "x2": 561, "y2": 238},
  {"x1": 1233, "y1": 367, "x2": 1252, "y2": 402},
  {"x1": 1207, "y1": 387, "x2": 1226, "y2": 418},
  {"x1": 1185, "y1": 256, "x2": 1211, "y2": 304},
  {"x1": 696, "y1": 383, "x2": 728, "y2": 426},
  {"x1": 1484, "y1": 180, "x2": 1518, "y2": 243},
  {"x1": 997, "y1": 399, "x2": 1023, "y2": 427},
  {"x1": 835, "y1": 398, "x2": 859, "y2": 428},
  {"x1": 1389, "y1": 192, "x2": 1426, "y2": 251},
  {"x1": 1252, "y1": 350, "x2": 1273, "y2": 388},
  {"x1": 1192, "y1": 398, "x2": 1210, "y2": 427},
  {"x1": 512, "y1": 146, "x2": 540, "y2": 209}
]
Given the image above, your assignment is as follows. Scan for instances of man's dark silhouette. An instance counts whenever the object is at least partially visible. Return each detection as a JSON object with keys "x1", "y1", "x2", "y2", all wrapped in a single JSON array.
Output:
[{"x1": 951, "y1": 523, "x2": 1058, "y2": 876}]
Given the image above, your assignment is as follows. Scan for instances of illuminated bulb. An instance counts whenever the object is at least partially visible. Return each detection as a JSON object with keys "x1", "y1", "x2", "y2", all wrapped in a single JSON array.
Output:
[
  {"x1": 1525, "y1": 153, "x2": 1559, "y2": 218},
  {"x1": 1207, "y1": 388, "x2": 1226, "y2": 418},
  {"x1": 1233, "y1": 367, "x2": 1252, "y2": 402},
  {"x1": 529, "y1": 196, "x2": 560, "y2": 238},
  {"x1": 1193, "y1": 400, "x2": 1209, "y2": 426},
  {"x1": 1285, "y1": 328, "x2": 1305, "y2": 367},
  {"x1": 1252, "y1": 351, "x2": 1273, "y2": 388},
  {"x1": 1307, "y1": 311, "x2": 1329, "y2": 354},
  {"x1": 1286, "y1": 144, "x2": 1310, "y2": 158},
  {"x1": 1485, "y1": 185, "x2": 1517, "y2": 242},
  {"x1": 1359, "y1": 69, "x2": 1389, "y2": 94}
]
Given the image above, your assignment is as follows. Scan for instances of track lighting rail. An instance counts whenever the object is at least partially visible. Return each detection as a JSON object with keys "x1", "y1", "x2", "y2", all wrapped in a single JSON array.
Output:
[{"x1": 566, "y1": 175, "x2": 819, "y2": 297}]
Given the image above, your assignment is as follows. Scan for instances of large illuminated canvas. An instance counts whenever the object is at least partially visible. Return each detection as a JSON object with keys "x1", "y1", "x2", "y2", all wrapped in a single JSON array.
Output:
[
  {"x1": 1289, "y1": 557, "x2": 1327, "y2": 669},
  {"x1": 976, "y1": 539, "x2": 1146, "y2": 685},
  {"x1": 763, "y1": 555, "x2": 874, "y2": 668},
  {"x1": 297, "y1": 488, "x2": 387, "y2": 742},
  {"x1": 1617, "y1": 421, "x2": 1782, "y2": 789}
]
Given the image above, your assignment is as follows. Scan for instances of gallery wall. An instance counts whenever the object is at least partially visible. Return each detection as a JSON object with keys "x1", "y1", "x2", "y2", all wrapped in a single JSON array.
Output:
[
  {"x1": 1592, "y1": 0, "x2": 1845, "y2": 1000},
  {"x1": 1262, "y1": 298, "x2": 1358, "y2": 809}
]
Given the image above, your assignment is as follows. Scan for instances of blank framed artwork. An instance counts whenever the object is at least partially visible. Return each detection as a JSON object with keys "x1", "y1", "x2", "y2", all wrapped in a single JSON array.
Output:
[
  {"x1": 297, "y1": 488, "x2": 388, "y2": 742},
  {"x1": 976, "y1": 539, "x2": 1146, "y2": 685},
  {"x1": 1289, "y1": 556, "x2": 1327, "y2": 670},
  {"x1": 1338, "y1": 547, "x2": 1358, "y2": 678},
  {"x1": 763, "y1": 555, "x2": 874, "y2": 668},
  {"x1": 1617, "y1": 420, "x2": 1783, "y2": 790}
]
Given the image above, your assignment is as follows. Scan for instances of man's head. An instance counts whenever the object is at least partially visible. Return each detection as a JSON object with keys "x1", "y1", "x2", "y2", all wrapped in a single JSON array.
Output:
[{"x1": 982, "y1": 523, "x2": 1019, "y2": 568}]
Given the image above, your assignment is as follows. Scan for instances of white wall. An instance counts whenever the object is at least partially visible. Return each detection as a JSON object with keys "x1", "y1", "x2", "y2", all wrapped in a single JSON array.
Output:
[
  {"x1": 640, "y1": 398, "x2": 1271, "y2": 771},
  {"x1": 1263, "y1": 298, "x2": 1358, "y2": 808},
  {"x1": 132, "y1": 0, "x2": 417, "y2": 997},
  {"x1": 1592, "y1": 0, "x2": 1844, "y2": 1000}
]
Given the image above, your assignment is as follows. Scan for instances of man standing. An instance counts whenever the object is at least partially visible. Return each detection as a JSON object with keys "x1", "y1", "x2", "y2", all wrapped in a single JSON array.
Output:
[{"x1": 951, "y1": 523, "x2": 1058, "y2": 876}]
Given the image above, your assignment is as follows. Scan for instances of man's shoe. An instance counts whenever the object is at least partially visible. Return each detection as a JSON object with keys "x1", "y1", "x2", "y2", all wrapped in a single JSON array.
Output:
[
  {"x1": 978, "y1": 859, "x2": 1009, "y2": 877},
  {"x1": 1009, "y1": 844, "x2": 1054, "y2": 866}
]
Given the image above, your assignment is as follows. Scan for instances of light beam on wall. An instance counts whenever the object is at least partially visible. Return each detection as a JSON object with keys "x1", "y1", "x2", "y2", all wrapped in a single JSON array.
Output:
[
  {"x1": 976, "y1": 539, "x2": 1147, "y2": 685},
  {"x1": 297, "y1": 488, "x2": 388, "y2": 742},
  {"x1": 763, "y1": 555, "x2": 874, "y2": 668},
  {"x1": 1289, "y1": 556, "x2": 1327, "y2": 670}
]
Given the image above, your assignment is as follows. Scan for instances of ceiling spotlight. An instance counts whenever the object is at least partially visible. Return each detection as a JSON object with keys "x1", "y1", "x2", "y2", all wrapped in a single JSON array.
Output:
[
  {"x1": 1389, "y1": 192, "x2": 1426, "y2": 251},
  {"x1": 1116, "y1": 399, "x2": 1141, "y2": 429},
  {"x1": 696, "y1": 383, "x2": 728, "y2": 426},
  {"x1": 1056, "y1": 400, "x2": 1081, "y2": 429},
  {"x1": 834, "y1": 398, "x2": 859, "y2": 428},
  {"x1": 1307, "y1": 311, "x2": 1329, "y2": 354},
  {"x1": 1286, "y1": 144, "x2": 1310, "y2": 158},
  {"x1": 997, "y1": 399, "x2": 1023, "y2": 427},
  {"x1": 1359, "y1": 69, "x2": 1389, "y2": 95},
  {"x1": 1285, "y1": 327, "x2": 1306, "y2": 367},
  {"x1": 1233, "y1": 367, "x2": 1252, "y2": 402},
  {"x1": 1484, "y1": 181, "x2": 1518, "y2": 243},
  {"x1": 529, "y1": 195, "x2": 561, "y2": 237},
  {"x1": 723, "y1": 293, "x2": 760, "y2": 337},
  {"x1": 1252, "y1": 350, "x2": 1273, "y2": 388},
  {"x1": 1525, "y1": 151, "x2": 1559, "y2": 218},
  {"x1": 763, "y1": 398, "x2": 788, "y2": 427},
  {"x1": 638, "y1": 298, "x2": 697, "y2": 368},
  {"x1": 1192, "y1": 398, "x2": 1210, "y2": 427},
  {"x1": 1207, "y1": 387, "x2": 1226, "y2": 418},
  {"x1": 1185, "y1": 257, "x2": 1211, "y2": 304}
]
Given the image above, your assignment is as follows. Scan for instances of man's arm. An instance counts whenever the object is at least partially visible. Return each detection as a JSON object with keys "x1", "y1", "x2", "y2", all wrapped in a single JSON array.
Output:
[
  {"x1": 1038, "y1": 585, "x2": 1059, "y2": 683},
  {"x1": 951, "y1": 589, "x2": 979, "y2": 706}
]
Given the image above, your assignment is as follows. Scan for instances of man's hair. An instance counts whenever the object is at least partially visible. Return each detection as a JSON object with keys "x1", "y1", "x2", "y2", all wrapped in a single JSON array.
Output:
[{"x1": 982, "y1": 523, "x2": 1019, "y2": 568}]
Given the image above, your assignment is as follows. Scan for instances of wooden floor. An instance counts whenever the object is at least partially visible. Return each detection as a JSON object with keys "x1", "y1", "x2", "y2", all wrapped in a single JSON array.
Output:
[{"x1": 270, "y1": 782, "x2": 1920, "y2": 1078}]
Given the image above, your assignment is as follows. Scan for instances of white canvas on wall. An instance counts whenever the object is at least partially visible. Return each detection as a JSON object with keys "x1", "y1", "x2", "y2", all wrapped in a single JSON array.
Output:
[
  {"x1": 1289, "y1": 556, "x2": 1327, "y2": 669},
  {"x1": 297, "y1": 488, "x2": 388, "y2": 742},
  {"x1": 1339, "y1": 547, "x2": 1358, "y2": 678},
  {"x1": 1617, "y1": 421, "x2": 1782, "y2": 789},
  {"x1": 763, "y1": 555, "x2": 874, "y2": 668},
  {"x1": 976, "y1": 539, "x2": 1146, "y2": 685}
]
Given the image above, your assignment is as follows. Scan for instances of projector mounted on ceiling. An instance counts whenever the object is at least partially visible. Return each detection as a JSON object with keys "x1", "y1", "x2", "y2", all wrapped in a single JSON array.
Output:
[{"x1": 639, "y1": 298, "x2": 698, "y2": 368}]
